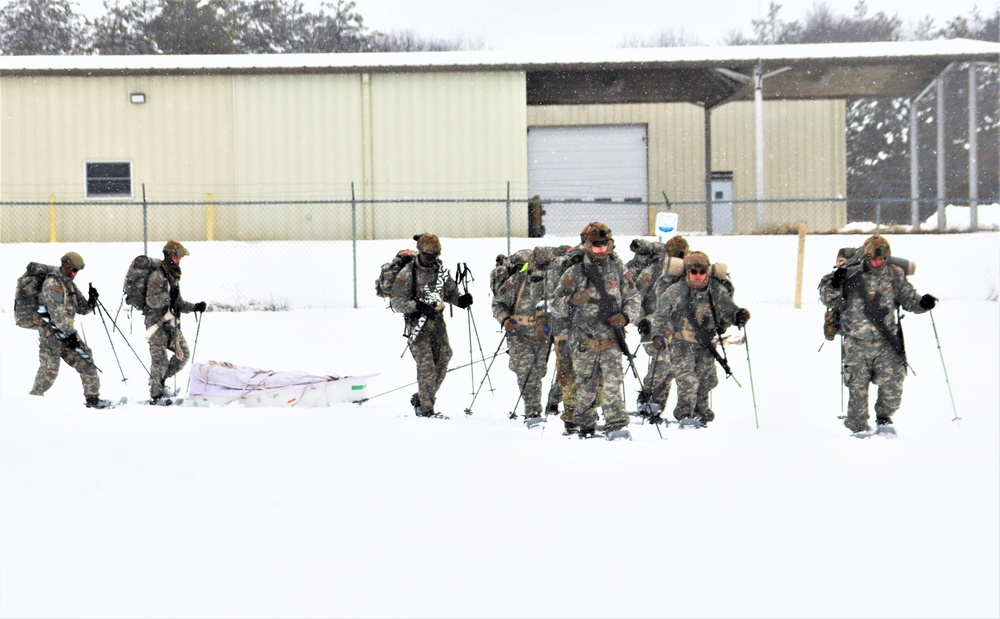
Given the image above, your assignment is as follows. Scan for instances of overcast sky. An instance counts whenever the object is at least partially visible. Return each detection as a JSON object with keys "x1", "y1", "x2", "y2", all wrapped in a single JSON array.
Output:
[{"x1": 350, "y1": 0, "x2": 998, "y2": 50}]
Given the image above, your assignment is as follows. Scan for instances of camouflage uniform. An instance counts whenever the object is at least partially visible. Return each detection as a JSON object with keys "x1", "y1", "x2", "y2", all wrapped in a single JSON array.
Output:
[
  {"x1": 634, "y1": 239, "x2": 688, "y2": 415},
  {"x1": 143, "y1": 241, "x2": 204, "y2": 400},
  {"x1": 390, "y1": 234, "x2": 471, "y2": 417},
  {"x1": 819, "y1": 235, "x2": 932, "y2": 433},
  {"x1": 31, "y1": 254, "x2": 102, "y2": 400},
  {"x1": 492, "y1": 250, "x2": 549, "y2": 418},
  {"x1": 553, "y1": 224, "x2": 640, "y2": 433},
  {"x1": 651, "y1": 252, "x2": 745, "y2": 425}
]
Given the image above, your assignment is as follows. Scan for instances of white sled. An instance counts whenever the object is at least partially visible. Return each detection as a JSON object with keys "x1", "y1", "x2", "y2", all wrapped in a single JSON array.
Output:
[{"x1": 185, "y1": 360, "x2": 376, "y2": 408}]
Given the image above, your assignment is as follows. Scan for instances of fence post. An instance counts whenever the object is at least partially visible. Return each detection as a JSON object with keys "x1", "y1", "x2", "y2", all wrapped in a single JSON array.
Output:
[
  {"x1": 142, "y1": 183, "x2": 148, "y2": 256},
  {"x1": 505, "y1": 181, "x2": 511, "y2": 255},
  {"x1": 206, "y1": 193, "x2": 215, "y2": 241},
  {"x1": 794, "y1": 222, "x2": 807, "y2": 309},
  {"x1": 48, "y1": 194, "x2": 57, "y2": 242},
  {"x1": 351, "y1": 182, "x2": 358, "y2": 309}
]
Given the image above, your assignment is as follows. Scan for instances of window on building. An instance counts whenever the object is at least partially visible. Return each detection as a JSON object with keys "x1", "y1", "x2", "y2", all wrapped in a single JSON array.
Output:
[{"x1": 85, "y1": 162, "x2": 132, "y2": 198}]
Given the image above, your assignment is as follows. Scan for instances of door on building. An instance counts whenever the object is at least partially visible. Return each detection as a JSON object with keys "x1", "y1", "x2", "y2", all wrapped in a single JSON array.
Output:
[
  {"x1": 710, "y1": 173, "x2": 735, "y2": 235},
  {"x1": 527, "y1": 125, "x2": 649, "y2": 237}
]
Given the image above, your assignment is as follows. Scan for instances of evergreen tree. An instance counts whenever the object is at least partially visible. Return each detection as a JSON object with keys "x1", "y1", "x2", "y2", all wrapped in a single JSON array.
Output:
[{"x1": 0, "y1": 0, "x2": 86, "y2": 54}]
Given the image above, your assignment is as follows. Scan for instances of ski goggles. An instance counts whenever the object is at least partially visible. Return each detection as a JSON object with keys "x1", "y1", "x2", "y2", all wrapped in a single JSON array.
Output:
[{"x1": 687, "y1": 267, "x2": 709, "y2": 275}]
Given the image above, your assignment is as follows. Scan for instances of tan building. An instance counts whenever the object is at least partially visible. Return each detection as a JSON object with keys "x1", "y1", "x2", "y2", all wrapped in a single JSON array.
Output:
[{"x1": 2, "y1": 40, "x2": 994, "y2": 242}]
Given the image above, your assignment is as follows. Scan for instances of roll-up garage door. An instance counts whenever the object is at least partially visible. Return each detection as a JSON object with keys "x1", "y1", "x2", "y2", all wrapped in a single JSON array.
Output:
[{"x1": 527, "y1": 125, "x2": 648, "y2": 237}]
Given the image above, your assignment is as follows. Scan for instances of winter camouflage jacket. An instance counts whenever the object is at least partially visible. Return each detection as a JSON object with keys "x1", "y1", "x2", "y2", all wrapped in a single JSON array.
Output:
[
  {"x1": 652, "y1": 278, "x2": 739, "y2": 345},
  {"x1": 553, "y1": 253, "x2": 640, "y2": 342},
  {"x1": 144, "y1": 267, "x2": 196, "y2": 329},
  {"x1": 390, "y1": 258, "x2": 461, "y2": 330},
  {"x1": 492, "y1": 265, "x2": 546, "y2": 332},
  {"x1": 38, "y1": 271, "x2": 90, "y2": 337},
  {"x1": 819, "y1": 261, "x2": 927, "y2": 342}
]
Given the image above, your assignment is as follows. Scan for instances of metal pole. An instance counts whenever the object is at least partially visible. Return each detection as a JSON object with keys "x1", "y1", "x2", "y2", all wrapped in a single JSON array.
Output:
[
  {"x1": 705, "y1": 106, "x2": 714, "y2": 235},
  {"x1": 351, "y1": 182, "x2": 358, "y2": 309},
  {"x1": 142, "y1": 183, "x2": 148, "y2": 256},
  {"x1": 505, "y1": 182, "x2": 511, "y2": 256},
  {"x1": 754, "y1": 63, "x2": 765, "y2": 232},
  {"x1": 968, "y1": 64, "x2": 979, "y2": 229},
  {"x1": 909, "y1": 99, "x2": 920, "y2": 228},
  {"x1": 936, "y1": 76, "x2": 947, "y2": 230}
]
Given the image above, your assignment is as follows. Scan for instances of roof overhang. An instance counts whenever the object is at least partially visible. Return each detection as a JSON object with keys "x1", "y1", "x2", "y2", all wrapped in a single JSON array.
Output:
[{"x1": 1, "y1": 39, "x2": 996, "y2": 106}]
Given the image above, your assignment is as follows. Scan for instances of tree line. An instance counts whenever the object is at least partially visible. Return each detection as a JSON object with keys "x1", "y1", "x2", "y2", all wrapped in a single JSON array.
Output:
[{"x1": 2, "y1": 0, "x2": 997, "y2": 223}]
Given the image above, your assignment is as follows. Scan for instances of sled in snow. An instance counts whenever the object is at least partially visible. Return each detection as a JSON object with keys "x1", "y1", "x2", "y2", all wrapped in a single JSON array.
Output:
[{"x1": 185, "y1": 360, "x2": 376, "y2": 408}]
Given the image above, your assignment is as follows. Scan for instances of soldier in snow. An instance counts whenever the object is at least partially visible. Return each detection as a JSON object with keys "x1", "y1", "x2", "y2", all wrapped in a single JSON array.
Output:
[
  {"x1": 819, "y1": 234, "x2": 936, "y2": 434},
  {"x1": 28, "y1": 252, "x2": 113, "y2": 408},
  {"x1": 650, "y1": 251, "x2": 748, "y2": 427},
  {"x1": 492, "y1": 248, "x2": 549, "y2": 423},
  {"x1": 633, "y1": 234, "x2": 689, "y2": 419},
  {"x1": 390, "y1": 233, "x2": 473, "y2": 418},
  {"x1": 143, "y1": 240, "x2": 207, "y2": 405},
  {"x1": 552, "y1": 222, "x2": 641, "y2": 437}
]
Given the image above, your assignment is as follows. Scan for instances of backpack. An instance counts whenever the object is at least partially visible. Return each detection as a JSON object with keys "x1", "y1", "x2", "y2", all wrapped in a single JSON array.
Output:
[
  {"x1": 123, "y1": 255, "x2": 162, "y2": 310},
  {"x1": 376, "y1": 249, "x2": 417, "y2": 299},
  {"x1": 14, "y1": 262, "x2": 59, "y2": 328},
  {"x1": 490, "y1": 249, "x2": 532, "y2": 297}
]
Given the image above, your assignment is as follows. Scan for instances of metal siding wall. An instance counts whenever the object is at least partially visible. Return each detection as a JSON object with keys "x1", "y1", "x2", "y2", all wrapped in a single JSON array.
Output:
[
  {"x1": 230, "y1": 74, "x2": 364, "y2": 240},
  {"x1": 369, "y1": 71, "x2": 528, "y2": 239}
]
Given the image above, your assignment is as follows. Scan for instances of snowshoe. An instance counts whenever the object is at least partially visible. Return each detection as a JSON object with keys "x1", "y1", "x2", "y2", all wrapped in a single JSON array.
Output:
[
  {"x1": 85, "y1": 396, "x2": 116, "y2": 410},
  {"x1": 603, "y1": 427, "x2": 633, "y2": 441},
  {"x1": 524, "y1": 414, "x2": 545, "y2": 429},
  {"x1": 145, "y1": 396, "x2": 183, "y2": 406},
  {"x1": 677, "y1": 417, "x2": 705, "y2": 429}
]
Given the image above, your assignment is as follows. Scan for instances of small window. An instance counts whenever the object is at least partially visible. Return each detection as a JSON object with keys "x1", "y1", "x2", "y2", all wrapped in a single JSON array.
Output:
[{"x1": 86, "y1": 162, "x2": 132, "y2": 198}]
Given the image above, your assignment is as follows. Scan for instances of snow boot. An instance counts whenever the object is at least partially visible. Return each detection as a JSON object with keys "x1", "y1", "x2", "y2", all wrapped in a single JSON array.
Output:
[
  {"x1": 411, "y1": 393, "x2": 421, "y2": 416},
  {"x1": 85, "y1": 395, "x2": 114, "y2": 409},
  {"x1": 875, "y1": 416, "x2": 897, "y2": 438}
]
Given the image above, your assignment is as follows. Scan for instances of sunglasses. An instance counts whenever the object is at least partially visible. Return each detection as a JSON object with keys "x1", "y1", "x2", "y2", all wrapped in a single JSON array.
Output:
[
  {"x1": 590, "y1": 240, "x2": 609, "y2": 247},
  {"x1": 688, "y1": 267, "x2": 708, "y2": 275}
]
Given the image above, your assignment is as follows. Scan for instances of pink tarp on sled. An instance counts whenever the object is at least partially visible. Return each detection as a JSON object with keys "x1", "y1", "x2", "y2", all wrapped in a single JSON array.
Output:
[{"x1": 186, "y1": 360, "x2": 375, "y2": 408}]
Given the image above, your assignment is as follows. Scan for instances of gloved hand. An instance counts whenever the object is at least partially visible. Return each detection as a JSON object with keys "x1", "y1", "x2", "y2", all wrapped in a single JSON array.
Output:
[
  {"x1": 637, "y1": 318, "x2": 652, "y2": 337},
  {"x1": 569, "y1": 292, "x2": 591, "y2": 306},
  {"x1": 734, "y1": 308, "x2": 751, "y2": 327},
  {"x1": 535, "y1": 324, "x2": 550, "y2": 342},
  {"x1": 830, "y1": 266, "x2": 848, "y2": 288},
  {"x1": 455, "y1": 293, "x2": 473, "y2": 309},
  {"x1": 194, "y1": 301, "x2": 207, "y2": 312},
  {"x1": 502, "y1": 317, "x2": 517, "y2": 332},
  {"x1": 608, "y1": 313, "x2": 628, "y2": 329},
  {"x1": 64, "y1": 332, "x2": 80, "y2": 349},
  {"x1": 87, "y1": 284, "x2": 99, "y2": 310},
  {"x1": 415, "y1": 300, "x2": 438, "y2": 316},
  {"x1": 919, "y1": 294, "x2": 937, "y2": 310},
  {"x1": 651, "y1": 336, "x2": 666, "y2": 351}
]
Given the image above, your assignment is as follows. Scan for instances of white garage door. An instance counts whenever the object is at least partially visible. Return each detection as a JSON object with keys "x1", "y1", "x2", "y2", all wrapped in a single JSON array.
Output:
[{"x1": 528, "y1": 125, "x2": 649, "y2": 237}]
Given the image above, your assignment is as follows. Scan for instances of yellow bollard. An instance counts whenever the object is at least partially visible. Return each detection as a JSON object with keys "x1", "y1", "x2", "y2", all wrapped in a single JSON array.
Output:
[
  {"x1": 48, "y1": 194, "x2": 57, "y2": 242},
  {"x1": 794, "y1": 222, "x2": 807, "y2": 309},
  {"x1": 206, "y1": 193, "x2": 214, "y2": 241}
]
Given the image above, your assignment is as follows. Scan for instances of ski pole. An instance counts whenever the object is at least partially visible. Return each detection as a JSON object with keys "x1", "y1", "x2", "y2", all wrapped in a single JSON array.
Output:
[
  {"x1": 185, "y1": 310, "x2": 204, "y2": 395},
  {"x1": 742, "y1": 325, "x2": 760, "y2": 429},
  {"x1": 356, "y1": 347, "x2": 508, "y2": 404},
  {"x1": 92, "y1": 285, "x2": 128, "y2": 384},
  {"x1": 96, "y1": 298, "x2": 151, "y2": 376},
  {"x1": 929, "y1": 309, "x2": 960, "y2": 424},
  {"x1": 464, "y1": 336, "x2": 508, "y2": 415},
  {"x1": 456, "y1": 262, "x2": 495, "y2": 394}
]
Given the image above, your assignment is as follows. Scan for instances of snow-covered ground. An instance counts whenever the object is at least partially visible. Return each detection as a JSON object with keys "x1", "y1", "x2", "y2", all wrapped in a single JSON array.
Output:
[{"x1": 1, "y1": 211, "x2": 998, "y2": 618}]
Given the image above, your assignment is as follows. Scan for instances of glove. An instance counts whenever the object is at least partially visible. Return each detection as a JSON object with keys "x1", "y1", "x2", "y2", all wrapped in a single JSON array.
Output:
[
  {"x1": 502, "y1": 317, "x2": 517, "y2": 332},
  {"x1": 535, "y1": 324, "x2": 550, "y2": 342},
  {"x1": 608, "y1": 313, "x2": 628, "y2": 329},
  {"x1": 734, "y1": 308, "x2": 750, "y2": 327},
  {"x1": 415, "y1": 300, "x2": 438, "y2": 316},
  {"x1": 830, "y1": 266, "x2": 848, "y2": 288},
  {"x1": 194, "y1": 301, "x2": 207, "y2": 312},
  {"x1": 919, "y1": 294, "x2": 937, "y2": 310},
  {"x1": 637, "y1": 318, "x2": 652, "y2": 337},
  {"x1": 651, "y1": 336, "x2": 666, "y2": 351},
  {"x1": 569, "y1": 292, "x2": 591, "y2": 306},
  {"x1": 64, "y1": 332, "x2": 80, "y2": 349},
  {"x1": 455, "y1": 293, "x2": 473, "y2": 309},
  {"x1": 87, "y1": 285, "x2": 99, "y2": 310}
]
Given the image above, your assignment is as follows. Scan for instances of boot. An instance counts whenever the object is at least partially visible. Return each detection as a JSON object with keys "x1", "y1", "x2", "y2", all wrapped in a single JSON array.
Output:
[{"x1": 85, "y1": 395, "x2": 113, "y2": 409}]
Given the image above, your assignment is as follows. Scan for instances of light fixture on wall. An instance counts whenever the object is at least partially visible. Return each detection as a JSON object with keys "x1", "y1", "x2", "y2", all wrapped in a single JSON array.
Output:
[{"x1": 130, "y1": 93, "x2": 146, "y2": 104}]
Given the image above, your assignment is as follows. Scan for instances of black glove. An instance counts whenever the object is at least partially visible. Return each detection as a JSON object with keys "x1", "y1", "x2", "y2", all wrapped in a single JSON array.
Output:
[
  {"x1": 919, "y1": 294, "x2": 937, "y2": 310},
  {"x1": 637, "y1": 318, "x2": 652, "y2": 337},
  {"x1": 415, "y1": 300, "x2": 438, "y2": 316},
  {"x1": 64, "y1": 332, "x2": 80, "y2": 349},
  {"x1": 734, "y1": 308, "x2": 750, "y2": 327},
  {"x1": 455, "y1": 293, "x2": 473, "y2": 309},
  {"x1": 87, "y1": 284, "x2": 99, "y2": 310},
  {"x1": 194, "y1": 301, "x2": 207, "y2": 312},
  {"x1": 830, "y1": 266, "x2": 848, "y2": 288}
]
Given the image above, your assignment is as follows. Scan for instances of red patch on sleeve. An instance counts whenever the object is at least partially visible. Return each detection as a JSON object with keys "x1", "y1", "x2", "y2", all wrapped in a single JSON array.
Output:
[{"x1": 52, "y1": 285, "x2": 62, "y2": 293}]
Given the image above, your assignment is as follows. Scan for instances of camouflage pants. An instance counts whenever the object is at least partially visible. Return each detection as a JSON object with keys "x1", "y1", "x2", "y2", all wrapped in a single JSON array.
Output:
[
  {"x1": 641, "y1": 344, "x2": 674, "y2": 412},
  {"x1": 843, "y1": 336, "x2": 906, "y2": 429},
  {"x1": 569, "y1": 336, "x2": 628, "y2": 431},
  {"x1": 507, "y1": 329, "x2": 548, "y2": 417},
  {"x1": 31, "y1": 330, "x2": 100, "y2": 397},
  {"x1": 408, "y1": 318, "x2": 452, "y2": 415},
  {"x1": 669, "y1": 340, "x2": 718, "y2": 422},
  {"x1": 148, "y1": 323, "x2": 190, "y2": 398}
]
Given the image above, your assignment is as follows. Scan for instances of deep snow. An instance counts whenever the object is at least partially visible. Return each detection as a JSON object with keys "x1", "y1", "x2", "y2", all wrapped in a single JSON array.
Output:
[{"x1": 1, "y1": 218, "x2": 998, "y2": 618}]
